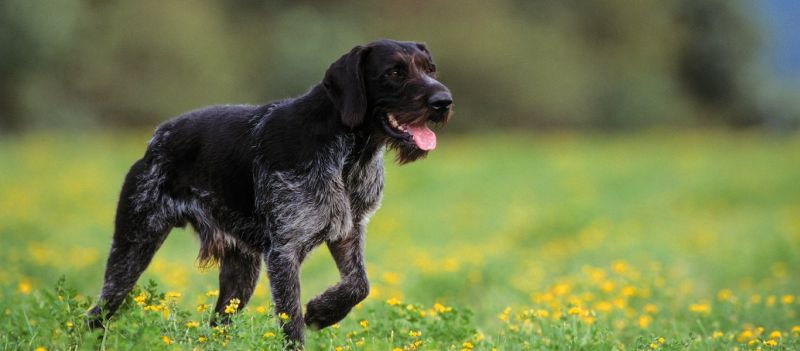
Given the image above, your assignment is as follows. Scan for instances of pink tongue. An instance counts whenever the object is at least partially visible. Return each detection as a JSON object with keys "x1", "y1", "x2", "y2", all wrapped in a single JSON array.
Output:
[{"x1": 405, "y1": 122, "x2": 437, "y2": 150}]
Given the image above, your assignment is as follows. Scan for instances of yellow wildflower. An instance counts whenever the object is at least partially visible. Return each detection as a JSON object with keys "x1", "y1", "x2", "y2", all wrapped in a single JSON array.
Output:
[
  {"x1": 186, "y1": 321, "x2": 200, "y2": 328},
  {"x1": 224, "y1": 298, "x2": 241, "y2": 314},
  {"x1": 792, "y1": 325, "x2": 800, "y2": 334},
  {"x1": 711, "y1": 331, "x2": 724, "y2": 339},
  {"x1": 206, "y1": 290, "x2": 219, "y2": 297},
  {"x1": 263, "y1": 332, "x2": 275, "y2": 338},
  {"x1": 643, "y1": 304, "x2": 658, "y2": 314},
  {"x1": 196, "y1": 303, "x2": 210, "y2": 312},
  {"x1": 768, "y1": 331, "x2": 781, "y2": 339},
  {"x1": 611, "y1": 260, "x2": 628, "y2": 273},
  {"x1": 65, "y1": 321, "x2": 73, "y2": 329},
  {"x1": 716, "y1": 289, "x2": 733, "y2": 301},
  {"x1": 462, "y1": 341, "x2": 474, "y2": 349},
  {"x1": 552, "y1": 283, "x2": 571, "y2": 296},
  {"x1": 198, "y1": 336, "x2": 207, "y2": 343},
  {"x1": 256, "y1": 306, "x2": 267, "y2": 314},
  {"x1": 161, "y1": 336, "x2": 173, "y2": 345},
  {"x1": 433, "y1": 303, "x2": 451, "y2": 313},
  {"x1": 688, "y1": 302, "x2": 710, "y2": 314},
  {"x1": 165, "y1": 291, "x2": 182, "y2": 299},
  {"x1": 409, "y1": 330, "x2": 422, "y2": 337},
  {"x1": 567, "y1": 306, "x2": 583, "y2": 316},
  {"x1": 612, "y1": 297, "x2": 626, "y2": 309},
  {"x1": 657, "y1": 337, "x2": 665, "y2": 344},
  {"x1": 18, "y1": 280, "x2": 32, "y2": 294},
  {"x1": 533, "y1": 309, "x2": 549, "y2": 318},
  {"x1": 621, "y1": 286, "x2": 637, "y2": 297},
  {"x1": 278, "y1": 312, "x2": 289, "y2": 321},
  {"x1": 764, "y1": 339, "x2": 777, "y2": 347},
  {"x1": 781, "y1": 295, "x2": 794, "y2": 304},
  {"x1": 594, "y1": 301, "x2": 613, "y2": 312},
  {"x1": 749, "y1": 294, "x2": 761, "y2": 304},
  {"x1": 498, "y1": 307, "x2": 511, "y2": 321},
  {"x1": 133, "y1": 292, "x2": 147, "y2": 306},
  {"x1": 649, "y1": 343, "x2": 658, "y2": 349},
  {"x1": 737, "y1": 330, "x2": 753, "y2": 342},
  {"x1": 386, "y1": 297, "x2": 402, "y2": 306},
  {"x1": 766, "y1": 295, "x2": 776, "y2": 306},
  {"x1": 392, "y1": 348, "x2": 403, "y2": 351},
  {"x1": 34, "y1": 348, "x2": 46, "y2": 351},
  {"x1": 638, "y1": 315, "x2": 653, "y2": 328},
  {"x1": 359, "y1": 320, "x2": 368, "y2": 328}
]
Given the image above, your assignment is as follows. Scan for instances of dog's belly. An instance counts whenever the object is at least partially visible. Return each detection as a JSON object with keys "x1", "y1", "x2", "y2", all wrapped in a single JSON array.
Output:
[{"x1": 161, "y1": 190, "x2": 265, "y2": 262}]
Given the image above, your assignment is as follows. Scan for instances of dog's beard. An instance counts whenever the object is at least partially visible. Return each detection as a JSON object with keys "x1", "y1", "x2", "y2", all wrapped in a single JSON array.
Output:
[{"x1": 389, "y1": 138, "x2": 429, "y2": 164}]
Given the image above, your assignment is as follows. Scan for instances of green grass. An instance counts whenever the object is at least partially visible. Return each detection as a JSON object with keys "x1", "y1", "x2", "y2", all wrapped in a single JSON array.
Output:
[{"x1": 1, "y1": 131, "x2": 799, "y2": 350}]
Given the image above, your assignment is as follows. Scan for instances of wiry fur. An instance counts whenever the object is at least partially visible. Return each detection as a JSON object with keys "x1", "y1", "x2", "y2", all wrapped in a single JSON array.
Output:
[{"x1": 87, "y1": 39, "x2": 452, "y2": 347}]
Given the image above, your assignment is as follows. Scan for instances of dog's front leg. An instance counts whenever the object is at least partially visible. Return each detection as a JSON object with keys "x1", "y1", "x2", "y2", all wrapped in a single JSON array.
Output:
[
  {"x1": 304, "y1": 223, "x2": 369, "y2": 329},
  {"x1": 266, "y1": 246, "x2": 305, "y2": 347}
]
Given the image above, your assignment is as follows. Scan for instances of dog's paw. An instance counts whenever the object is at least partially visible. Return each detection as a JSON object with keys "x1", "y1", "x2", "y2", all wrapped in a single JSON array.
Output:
[
  {"x1": 85, "y1": 306, "x2": 107, "y2": 330},
  {"x1": 304, "y1": 297, "x2": 346, "y2": 330}
]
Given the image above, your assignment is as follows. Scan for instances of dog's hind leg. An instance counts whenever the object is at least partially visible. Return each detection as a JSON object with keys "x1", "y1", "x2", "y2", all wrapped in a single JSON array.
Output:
[
  {"x1": 304, "y1": 224, "x2": 369, "y2": 329},
  {"x1": 87, "y1": 159, "x2": 172, "y2": 328},
  {"x1": 212, "y1": 247, "x2": 262, "y2": 323}
]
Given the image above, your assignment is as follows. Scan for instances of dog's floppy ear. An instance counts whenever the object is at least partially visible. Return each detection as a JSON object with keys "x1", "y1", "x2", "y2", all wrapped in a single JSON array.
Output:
[
  {"x1": 415, "y1": 42, "x2": 430, "y2": 55},
  {"x1": 324, "y1": 45, "x2": 370, "y2": 129}
]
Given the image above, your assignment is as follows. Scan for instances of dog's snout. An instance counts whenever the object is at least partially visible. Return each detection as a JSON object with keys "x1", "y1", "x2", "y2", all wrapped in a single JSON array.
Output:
[{"x1": 428, "y1": 92, "x2": 453, "y2": 111}]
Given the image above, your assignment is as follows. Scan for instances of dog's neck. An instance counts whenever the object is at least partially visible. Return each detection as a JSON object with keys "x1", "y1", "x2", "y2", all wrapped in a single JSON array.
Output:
[
  {"x1": 252, "y1": 84, "x2": 384, "y2": 171},
  {"x1": 295, "y1": 83, "x2": 384, "y2": 152}
]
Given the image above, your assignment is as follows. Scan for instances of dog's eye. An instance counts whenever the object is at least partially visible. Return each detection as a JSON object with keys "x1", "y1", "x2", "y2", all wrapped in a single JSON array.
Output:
[{"x1": 385, "y1": 69, "x2": 405, "y2": 80}]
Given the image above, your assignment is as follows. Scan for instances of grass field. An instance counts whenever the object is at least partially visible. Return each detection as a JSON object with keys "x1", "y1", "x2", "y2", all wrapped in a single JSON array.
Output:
[{"x1": 1, "y1": 131, "x2": 799, "y2": 350}]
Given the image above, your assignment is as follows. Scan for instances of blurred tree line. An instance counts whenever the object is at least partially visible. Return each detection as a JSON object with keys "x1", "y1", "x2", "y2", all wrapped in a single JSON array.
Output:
[{"x1": 1, "y1": 0, "x2": 797, "y2": 132}]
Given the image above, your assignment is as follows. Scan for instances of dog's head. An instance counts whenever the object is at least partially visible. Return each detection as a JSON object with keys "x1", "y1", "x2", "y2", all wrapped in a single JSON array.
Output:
[{"x1": 324, "y1": 39, "x2": 452, "y2": 164}]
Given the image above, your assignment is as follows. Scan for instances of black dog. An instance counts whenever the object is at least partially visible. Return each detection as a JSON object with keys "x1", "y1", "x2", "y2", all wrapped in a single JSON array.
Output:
[{"x1": 87, "y1": 39, "x2": 452, "y2": 346}]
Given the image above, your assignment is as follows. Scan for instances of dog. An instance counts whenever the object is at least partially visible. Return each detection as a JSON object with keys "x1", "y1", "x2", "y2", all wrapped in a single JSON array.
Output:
[{"x1": 86, "y1": 39, "x2": 452, "y2": 346}]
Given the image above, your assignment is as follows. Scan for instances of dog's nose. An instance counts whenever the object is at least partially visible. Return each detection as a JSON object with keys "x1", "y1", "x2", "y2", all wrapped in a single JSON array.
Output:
[{"x1": 428, "y1": 92, "x2": 453, "y2": 111}]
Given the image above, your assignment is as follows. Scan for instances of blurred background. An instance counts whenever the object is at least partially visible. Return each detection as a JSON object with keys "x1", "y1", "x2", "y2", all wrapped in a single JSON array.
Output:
[
  {"x1": 1, "y1": 0, "x2": 799, "y2": 132},
  {"x1": 1, "y1": 1, "x2": 800, "y2": 345}
]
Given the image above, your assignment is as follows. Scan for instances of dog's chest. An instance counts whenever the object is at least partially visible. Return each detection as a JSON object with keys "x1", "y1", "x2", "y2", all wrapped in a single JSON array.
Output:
[
  {"x1": 265, "y1": 136, "x2": 384, "y2": 242},
  {"x1": 344, "y1": 148, "x2": 385, "y2": 222}
]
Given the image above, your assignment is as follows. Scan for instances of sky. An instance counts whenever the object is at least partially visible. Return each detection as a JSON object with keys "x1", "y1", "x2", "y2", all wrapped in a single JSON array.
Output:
[{"x1": 758, "y1": 0, "x2": 800, "y2": 80}]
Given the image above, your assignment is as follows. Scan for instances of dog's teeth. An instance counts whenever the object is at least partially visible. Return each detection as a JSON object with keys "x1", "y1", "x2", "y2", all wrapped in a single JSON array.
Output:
[{"x1": 388, "y1": 114, "x2": 400, "y2": 129}]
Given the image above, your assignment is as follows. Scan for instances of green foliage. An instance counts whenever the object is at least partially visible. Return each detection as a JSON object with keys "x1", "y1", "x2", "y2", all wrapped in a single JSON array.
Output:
[
  {"x1": 1, "y1": 1, "x2": 795, "y2": 132},
  {"x1": 1, "y1": 132, "x2": 799, "y2": 349}
]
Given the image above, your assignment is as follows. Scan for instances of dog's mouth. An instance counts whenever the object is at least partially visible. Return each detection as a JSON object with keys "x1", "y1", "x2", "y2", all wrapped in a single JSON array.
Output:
[{"x1": 380, "y1": 113, "x2": 437, "y2": 151}]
